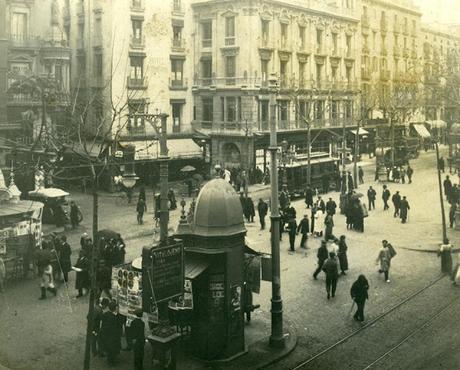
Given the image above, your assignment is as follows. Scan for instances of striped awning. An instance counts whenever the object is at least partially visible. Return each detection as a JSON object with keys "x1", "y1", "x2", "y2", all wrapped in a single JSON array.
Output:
[
  {"x1": 412, "y1": 124, "x2": 431, "y2": 138},
  {"x1": 120, "y1": 138, "x2": 203, "y2": 161},
  {"x1": 426, "y1": 120, "x2": 447, "y2": 128}
]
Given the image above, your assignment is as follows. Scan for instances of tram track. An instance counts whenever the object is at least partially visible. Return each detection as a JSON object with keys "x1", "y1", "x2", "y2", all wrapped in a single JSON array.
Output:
[{"x1": 290, "y1": 274, "x2": 456, "y2": 370}]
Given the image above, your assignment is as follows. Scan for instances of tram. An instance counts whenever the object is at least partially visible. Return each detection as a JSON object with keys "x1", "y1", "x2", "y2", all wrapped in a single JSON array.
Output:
[{"x1": 279, "y1": 152, "x2": 340, "y2": 198}]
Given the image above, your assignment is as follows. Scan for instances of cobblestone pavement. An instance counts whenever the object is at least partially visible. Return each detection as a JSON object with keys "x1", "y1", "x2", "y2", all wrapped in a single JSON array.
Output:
[{"x1": 1, "y1": 146, "x2": 459, "y2": 370}]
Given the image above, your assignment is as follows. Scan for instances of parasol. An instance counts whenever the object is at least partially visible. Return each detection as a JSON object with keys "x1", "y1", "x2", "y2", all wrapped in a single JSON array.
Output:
[{"x1": 180, "y1": 165, "x2": 196, "y2": 172}]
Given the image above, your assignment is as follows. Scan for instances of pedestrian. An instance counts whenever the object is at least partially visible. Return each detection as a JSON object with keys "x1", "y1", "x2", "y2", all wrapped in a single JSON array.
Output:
[
  {"x1": 350, "y1": 274, "x2": 369, "y2": 321},
  {"x1": 305, "y1": 185, "x2": 314, "y2": 209},
  {"x1": 247, "y1": 196, "x2": 255, "y2": 223},
  {"x1": 400, "y1": 167, "x2": 406, "y2": 184},
  {"x1": 438, "y1": 239, "x2": 453, "y2": 275},
  {"x1": 439, "y1": 156, "x2": 445, "y2": 173},
  {"x1": 130, "y1": 309, "x2": 146, "y2": 370},
  {"x1": 287, "y1": 217, "x2": 297, "y2": 252},
  {"x1": 443, "y1": 175, "x2": 453, "y2": 201},
  {"x1": 324, "y1": 211, "x2": 335, "y2": 241},
  {"x1": 326, "y1": 197, "x2": 337, "y2": 216},
  {"x1": 168, "y1": 189, "x2": 177, "y2": 210},
  {"x1": 321, "y1": 173, "x2": 330, "y2": 193},
  {"x1": 382, "y1": 185, "x2": 390, "y2": 210},
  {"x1": 451, "y1": 184, "x2": 460, "y2": 205},
  {"x1": 316, "y1": 196, "x2": 326, "y2": 214},
  {"x1": 0, "y1": 256, "x2": 5, "y2": 293},
  {"x1": 407, "y1": 165, "x2": 414, "y2": 184},
  {"x1": 376, "y1": 240, "x2": 394, "y2": 282},
  {"x1": 74, "y1": 250, "x2": 90, "y2": 298},
  {"x1": 103, "y1": 301, "x2": 122, "y2": 366},
  {"x1": 358, "y1": 166, "x2": 364, "y2": 184},
  {"x1": 136, "y1": 198, "x2": 147, "y2": 225},
  {"x1": 58, "y1": 235, "x2": 72, "y2": 283},
  {"x1": 297, "y1": 214, "x2": 310, "y2": 249},
  {"x1": 279, "y1": 186, "x2": 289, "y2": 211},
  {"x1": 449, "y1": 203, "x2": 457, "y2": 228},
  {"x1": 257, "y1": 198, "x2": 268, "y2": 230},
  {"x1": 322, "y1": 252, "x2": 339, "y2": 299},
  {"x1": 392, "y1": 191, "x2": 401, "y2": 218},
  {"x1": 39, "y1": 258, "x2": 57, "y2": 300},
  {"x1": 313, "y1": 241, "x2": 329, "y2": 279},
  {"x1": 310, "y1": 205, "x2": 317, "y2": 236},
  {"x1": 138, "y1": 185, "x2": 146, "y2": 202},
  {"x1": 70, "y1": 201, "x2": 80, "y2": 229},
  {"x1": 400, "y1": 196, "x2": 410, "y2": 223},
  {"x1": 347, "y1": 171, "x2": 354, "y2": 190},
  {"x1": 367, "y1": 186, "x2": 376, "y2": 210},
  {"x1": 91, "y1": 297, "x2": 109, "y2": 357},
  {"x1": 338, "y1": 235, "x2": 349, "y2": 275}
]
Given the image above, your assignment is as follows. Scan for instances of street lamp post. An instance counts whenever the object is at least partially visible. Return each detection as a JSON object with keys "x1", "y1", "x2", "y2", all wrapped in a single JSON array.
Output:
[
  {"x1": 268, "y1": 73, "x2": 285, "y2": 348},
  {"x1": 435, "y1": 139, "x2": 448, "y2": 242}
]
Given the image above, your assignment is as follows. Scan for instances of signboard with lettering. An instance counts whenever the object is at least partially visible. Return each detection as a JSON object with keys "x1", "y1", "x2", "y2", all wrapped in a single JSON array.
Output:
[{"x1": 144, "y1": 242, "x2": 184, "y2": 304}]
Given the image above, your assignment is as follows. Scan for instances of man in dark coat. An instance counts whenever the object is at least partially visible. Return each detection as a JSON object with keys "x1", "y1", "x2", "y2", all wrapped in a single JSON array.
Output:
[
  {"x1": 338, "y1": 235, "x2": 349, "y2": 275},
  {"x1": 444, "y1": 175, "x2": 453, "y2": 202},
  {"x1": 358, "y1": 166, "x2": 364, "y2": 184},
  {"x1": 58, "y1": 235, "x2": 72, "y2": 283},
  {"x1": 103, "y1": 301, "x2": 122, "y2": 366},
  {"x1": 407, "y1": 165, "x2": 414, "y2": 184},
  {"x1": 326, "y1": 197, "x2": 337, "y2": 216},
  {"x1": 322, "y1": 252, "x2": 339, "y2": 299},
  {"x1": 439, "y1": 156, "x2": 445, "y2": 173},
  {"x1": 91, "y1": 297, "x2": 109, "y2": 356},
  {"x1": 451, "y1": 184, "x2": 460, "y2": 205},
  {"x1": 313, "y1": 241, "x2": 328, "y2": 279},
  {"x1": 347, "y1": 171, "x2": 354, "y2": 190},
  {"x1": 367, "y1": 186, "x2": 376, "y2": 210},
  {"x1": 279, "y1": 187, "x2": 289, "y2": 211},
  {"x1": 449, "y1": 203, "x2": 457, "y2": 228},
  {"x1": 287, "y1": 217, "x2": 297, "y2": 252},
  {"x1": 305, "y1": 185, "x2": 314, "y2": 208},
  {"x1": 297, "y1": 215, "x2": 309, "y2": 249},
  {"x1": 75, "y1": 250, "x2": 90, "y2": 297},
  {"x1": 136, "y1": 198, "x2": 147, "y2": 225},
  {"x1": 382, "y1": 185, "x2": 390, "y2": 210},
  {"x1": 130, "y1": 309, "x2": 146, "y2": 370},
  {"x1": 316, "y1": 196, "x2": 326, "y2": 214},
  {"x1": 324, "y1": 212, "x2": 335, "y2": 241},
  {"x1": 350, "y1": 275, "x2": 369, "y2": 321},
  {"x1": 247, "y1": 197, "x2": 255, "y2": 222},
  {"x1": 70, "y1": 201, "x2": 80, "y2": 229},
  {"x1": 400, "y1": 196, "x2": 410, "y2": 223},
  {"x1": 257, "y1": 198, "x2": 268, "y2": 230},
  {"x1": 392, "y1": 191, "x2": 401, "y2": 218}
]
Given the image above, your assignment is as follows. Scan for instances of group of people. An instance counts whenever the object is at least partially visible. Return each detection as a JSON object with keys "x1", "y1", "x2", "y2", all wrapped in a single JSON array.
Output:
[
  {"x1": 379, "y1": 184, "x2": 411, "y2": 223},
  {"x1": 444, "y1": 175, "x2": 460, "y2": 228},
  {"x1": 386, "y1": 165, "x2": 414, "y2": 184},
  {"x1": 90, "y1": 298, "x2": 145, "y2": 369}
]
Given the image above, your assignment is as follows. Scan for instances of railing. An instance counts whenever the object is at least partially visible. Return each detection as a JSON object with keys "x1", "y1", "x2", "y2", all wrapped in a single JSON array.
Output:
[
  {"x1": 7, "y1": 92, "x2": 69, "y2": 104},
  {"x1": 8, "y1": 34, "x2": 42, "y2": 48},
  {"x1": 130, "y1": 35, "x2": 145, "y2": 48},
  {"x1": 225, "y1": 37, "x2": 235, "y2": 46},
  {"x1": 425, "y1": 74, "x2": 439, "y2": 84},
  {"x1": 194, "y1": 76, "x2": 263, "y2": 87},
  {"x1": 260, "y1": 36, "x2": 272, "y2": 48},
  {"x1": 169, "y1": 78, "x2": 188, "y2": 89},
  {"x1": 172, "y1": 37, "x2": 185, "y2": 49},
  {"x1": 202, "y1": 39, "x2": 212, "y2": 48},
  {"x1": 126, "y1": 125, "x2": 146, "y2": 135},
  {"x1": 126, "y1": 76, "x2": 148, "y2": 89}
]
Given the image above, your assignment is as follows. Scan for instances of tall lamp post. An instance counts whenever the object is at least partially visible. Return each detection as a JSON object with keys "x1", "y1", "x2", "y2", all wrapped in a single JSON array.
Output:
[
  {"x1": 268, "y1": 73, "x2": 285, "y2": 348},
  {"x1": 435, "y1": 138, "x2": 448, "y2": 242}
]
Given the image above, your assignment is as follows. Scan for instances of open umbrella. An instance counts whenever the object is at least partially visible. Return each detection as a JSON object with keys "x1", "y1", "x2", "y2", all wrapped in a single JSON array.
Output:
[{"x1": 180, "y1": 165, "x2": 196, "y2": 173}]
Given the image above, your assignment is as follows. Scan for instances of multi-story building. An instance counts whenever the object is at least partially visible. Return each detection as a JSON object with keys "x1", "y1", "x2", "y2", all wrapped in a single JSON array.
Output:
[
  {"x1": 360, "y1": 0, "x2": 422, "y2": 122},
  {"x1": 191, "y1": 0, "x2": 361, "y2": 171},
  {"x1": 63, "y1": 0, "x2": 203, "y2": 183},
  {"x1": 3, "y1": 0, "x2": 71, "y2": 146},
  {"x1": 421, "y1": 24, "x2": 460, "y2": 123}
]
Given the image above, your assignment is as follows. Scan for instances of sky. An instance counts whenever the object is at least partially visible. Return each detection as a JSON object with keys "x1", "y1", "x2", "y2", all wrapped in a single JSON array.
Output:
[{"x1": 415, "y1": 0, "x2": 460, "y2": 24}]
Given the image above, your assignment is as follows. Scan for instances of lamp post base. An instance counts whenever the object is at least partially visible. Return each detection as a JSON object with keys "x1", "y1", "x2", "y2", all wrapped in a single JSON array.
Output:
[{"x1": 269, "y1": 297, "x2": 286, "y2": 349}]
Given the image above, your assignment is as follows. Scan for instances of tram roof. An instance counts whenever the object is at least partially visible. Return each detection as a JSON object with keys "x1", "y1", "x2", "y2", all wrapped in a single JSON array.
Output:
[{"x1": 284, "y1": 156, "x2": 339, "y2": 168}]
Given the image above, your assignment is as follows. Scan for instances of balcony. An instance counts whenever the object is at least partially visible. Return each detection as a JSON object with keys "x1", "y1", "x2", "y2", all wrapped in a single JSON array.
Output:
[
  {"x1": 169, "y1": 78, "x2": 188, "y2": 90},
  {"x1": 361, "y1": 68, "x2": 371, "y2": 80},
  {"x1": 130, "y1": 35, "x2": 145, "y2": 49},
  {"x1": 260, "y1": 36, "x2": 273, "y2": 49},
  {"x1": 393, "y1": 45, "x2": 401, "y2": 57},
  {"x1": 172, "y1": 37, "x2": 185, "y2": 51},
  {"x1": 225, "y1": 37, "x2": 236, "y2": 46},
  {"x1": 125, "y1": 125, "x2": 146, "y2": 136},
  {"x1": 380, "y1": 70, "x2": 390, "y2": 81},
  {"x1": 131, "y1": 0, "x2": 144, "y2": 12},
  {"x1": 193, "y1": 76, "x2": 263, "y2": 88},
  {"x1": 202, "y1": 39, "x2": 212, "y2": 48},
  {"x1": 127, "y1": 76, "x2": 148, "y2": 89},
  {"x1": 8, "y1": 34, "x2": 42, "y2": 48},
  {"x1": 7, "y1": 92, "x2": 69, "y2": 105}
]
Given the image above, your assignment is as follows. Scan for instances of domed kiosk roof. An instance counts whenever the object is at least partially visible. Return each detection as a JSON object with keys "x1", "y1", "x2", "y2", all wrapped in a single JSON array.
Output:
[{"x1": 193, "y1": 178, "x2": 246, "y2": 237}]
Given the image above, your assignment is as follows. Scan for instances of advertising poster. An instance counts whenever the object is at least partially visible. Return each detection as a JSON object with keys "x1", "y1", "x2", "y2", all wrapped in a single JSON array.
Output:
[{"x1": 112, "y1": 264, "x2": 143, "y2": 319}]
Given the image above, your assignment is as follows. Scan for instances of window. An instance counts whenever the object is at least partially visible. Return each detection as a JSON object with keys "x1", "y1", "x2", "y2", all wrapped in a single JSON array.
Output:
[
  {"x1": 316, "y1": 29, "x2": 323, "y2": 53},
  {"x1": 346, "y1": 66, "x2": 352, "y2": 82},
  {"x1": 298, "y1": 100, "x2": 310, "y2": 122},
  {"x1": 299, "y1": 62, "x2": 306, "y2": 85},
  {"x1": 226, "y1": 97, "x2": 237, "y2": 122},
  {"x1": 199, "y1": 61, "x2": 212, "y2": 87},
  {"x1": 332, "y1": 33, "x2": 338, "y2": 54},
  {"x1": 259, "y1": 100, "x2": 269, "y2": 130},
  {"x1": 130, "y1": 56, "x2": 144, "y2": 79},
  {"x1": 170, "y1": 59, "x2": 183, "y2": 85},
  {"x1": 345, "y1": 101, "x2": 353, "y2": 118},
  {"x1": 281, "y1": 22, "x2": 288, "y2": 48},
  {"x1": 202, "y1": 98, "x2": 213, "y2": 123},
  {"x1": 261, "y1": 20, "x2": 269, "y2": 45},
  {"x1": 280, "y1": 61, "x2": 287, "y2": 86},
  {"x1": 77, "y1": 55, "x2": 86, "y2": 75},
  {"x1": 173, "y1": 0, "x2": 181, "y2": 12},
  {"x1": 225, "y1": 56, "x2": 236, "y2": 83},
  {"x1": 331, "y1": 101, "x2": 338, "y2": 119},
  {"x1": 299, "y1": 26, "x2": 306, "y2": 49},
  {"x1": 128, "y1": 100, "x2": 146, "y2": 129},
  {"x1": 346, "y1": 35, "x2": 352, "y2": 55},
  {"x1": 173, "y1": 25, "x2": 182, "y2": 47},
  {"x1": 132, "y1": 0, "x2": 142, "y2": 9},
  {"x1": 171, "y1": 103, "x2": 182, "y2": 132},
  {"x1": 316, "y1": 64, "x2": 322, "y2": 85},
  {"x1": 10, "y1": 62, "x2": 30, "y2": 76},
  {"x1": 202, "y1": 21, "x2": 212, "y2": 47},
  {"x1": 278, "y1": 100, "x2": 289, "y2": 128},
  {"x1": 94, "y1": 52, "x2": 103, "y2": 77},
  {"x1": 315, "y1": 100, "x2": 324, "y2": 120},
  {"x1": 11, "y1": 12, "x2": 27, "y2": 38},
  {"x1": 225, "y1": 17, "x2": 235, "y2": 45},
  {"x1": 331, "y1": 66, "x2": 337, "y2": 82},
  {"x1": 261, "y1": 59, "x2": 269, "y2": 85},
  {"x1": 412, "y1": 20, "x2": 416, "y2": 33},
  {"x1": 55, "y1": 64, "x2": 63, "y2": 87},
  {"x1": 132, "y1": 20, "x2": 143, "y2": 41}
]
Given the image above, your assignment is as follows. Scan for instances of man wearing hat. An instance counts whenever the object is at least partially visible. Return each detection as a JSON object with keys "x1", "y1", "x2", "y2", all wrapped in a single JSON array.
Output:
[
  {"x1": 130, "y1": 309, "x2": 145, "y2": 370},
  {"x1": 297, "y1": 214, "x2": 309, "y2": 249}
]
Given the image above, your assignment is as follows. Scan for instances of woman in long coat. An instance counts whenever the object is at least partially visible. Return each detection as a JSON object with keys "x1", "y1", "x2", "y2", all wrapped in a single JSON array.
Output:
[
  {"x1": 376, "y1": 243, "x2": 392, "y2": 282},
  {"x1": 350, "y1": 274, "x2": 369, "y2": 321},
  {"x1": 338, "y1": 235, "x2": 349, "y2": 275},
  {"x1": 59, "y1": 236, "x2": 72, "y2": 283},
  {"x1": 75, "y1": 250, "x2": 90, "y2": 297}
]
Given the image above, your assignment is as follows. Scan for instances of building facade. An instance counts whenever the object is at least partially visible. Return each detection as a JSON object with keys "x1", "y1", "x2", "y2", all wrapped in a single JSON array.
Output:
[
  {"x1": 3, "y1": 0, "x2": 71, "y2": 146},
  {"x1": 191, "y1": 0, "x2": 362, "y2": 170}
]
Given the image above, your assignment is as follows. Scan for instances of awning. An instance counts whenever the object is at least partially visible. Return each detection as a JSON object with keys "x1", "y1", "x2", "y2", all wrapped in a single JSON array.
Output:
[
  {"x1": 426, "y1": 120, "x2": 447, "y2": 128},
  {"x1": 350, "y1": 128, "x2": 369, "y2": 136},
  {"x1": 120, "y1": 138, "x2": 203, "y2": 161},
  {"x1": 412, "y1": 124, "x2": 431, "y2": 138},
  {"x1": 185, "y1": 254, "x2": 210, "y2": 280}
]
